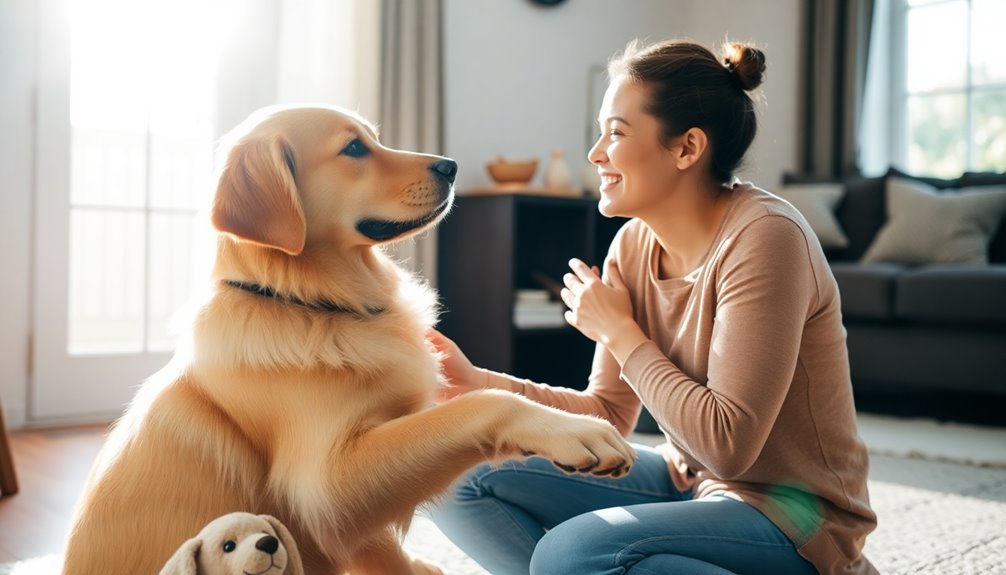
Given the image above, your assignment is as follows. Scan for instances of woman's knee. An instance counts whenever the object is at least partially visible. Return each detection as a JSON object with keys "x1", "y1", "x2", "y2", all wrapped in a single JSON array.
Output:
[
  {"x1": 449, "y1": 463, "x2": 494, "y2": 500},
  {"x1": 432, "y1": 461, "x2": 534, "y2": 522},
  {"x1": 529, "y1": 512, "x2": 616, "y2": 575}
]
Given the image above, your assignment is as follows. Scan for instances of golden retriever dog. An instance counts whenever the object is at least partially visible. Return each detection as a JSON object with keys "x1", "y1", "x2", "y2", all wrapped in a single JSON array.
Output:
[{"x1": 63, "y1": 105, "x2": 636, "y2": 575}]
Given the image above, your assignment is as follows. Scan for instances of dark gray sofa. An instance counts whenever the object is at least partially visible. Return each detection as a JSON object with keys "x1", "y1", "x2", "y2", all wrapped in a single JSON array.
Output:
[{"x1": 784, "y1": 169, "x2": 1006, "y2": 398}]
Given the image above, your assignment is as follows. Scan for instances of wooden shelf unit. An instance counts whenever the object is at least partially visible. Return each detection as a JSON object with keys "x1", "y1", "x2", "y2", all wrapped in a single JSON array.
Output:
[{"x1": 437, "y1": 193, "x2": 627, "y2": 390}]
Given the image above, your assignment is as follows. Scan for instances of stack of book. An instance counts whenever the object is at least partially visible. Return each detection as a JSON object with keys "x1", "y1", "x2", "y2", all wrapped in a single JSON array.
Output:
[{"x1": 512, "y1": 289, "x2": 566, "y2": 329}]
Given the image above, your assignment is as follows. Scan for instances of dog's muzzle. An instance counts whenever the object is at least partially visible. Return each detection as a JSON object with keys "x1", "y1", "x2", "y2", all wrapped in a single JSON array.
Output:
[{"x1": 356, "y1": 158, "x2": 457, "y2": 242}]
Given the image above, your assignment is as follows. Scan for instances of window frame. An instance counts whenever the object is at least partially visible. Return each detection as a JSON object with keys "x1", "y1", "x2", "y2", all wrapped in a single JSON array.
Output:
[{"x1": 888, "y1": 0, "x2": 1006, "y2": 177}]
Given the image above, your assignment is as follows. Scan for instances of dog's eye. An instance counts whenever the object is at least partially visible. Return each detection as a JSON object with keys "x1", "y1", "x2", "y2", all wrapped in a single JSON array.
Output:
[
  {"x1": 341, "y1": 138, "x2": 370, "y2": 158},
  {"x1": 222, "y1": 540, "x2": 237, "y2": 553}
]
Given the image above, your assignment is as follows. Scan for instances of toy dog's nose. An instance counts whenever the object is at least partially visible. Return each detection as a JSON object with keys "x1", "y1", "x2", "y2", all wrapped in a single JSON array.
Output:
[{"x1": 255, "y1": 535, "x2": 279, "y2": 555}]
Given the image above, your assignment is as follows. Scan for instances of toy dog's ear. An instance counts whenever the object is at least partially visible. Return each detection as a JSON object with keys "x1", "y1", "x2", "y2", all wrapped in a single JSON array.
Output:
[
  {"x1": 260, "y1": 515, "x2": 304, "y2": 575},
  {"x1": 158, "y1": 537, "x2": 202, "y2": 575},
  {"x1": 211, "y1": 135, "x2": 306, "y2": 256}
]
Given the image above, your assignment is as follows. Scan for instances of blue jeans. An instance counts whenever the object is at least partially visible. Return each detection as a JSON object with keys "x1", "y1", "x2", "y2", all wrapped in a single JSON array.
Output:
[{"x1": 428, "y1": 443, "x2": 818, "y2": 575}]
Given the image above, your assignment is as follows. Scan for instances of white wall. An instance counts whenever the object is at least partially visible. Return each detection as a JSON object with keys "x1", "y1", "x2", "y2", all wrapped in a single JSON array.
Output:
[
  {"x1": 0, "y1": 0, "x2": 36, "y2": 429},
  {"x1": 684, "y1": 0, "x2": 802, "y2": 188},
  {"x1": 443, "y1": 0, "x2": 801, "y2": 192}
]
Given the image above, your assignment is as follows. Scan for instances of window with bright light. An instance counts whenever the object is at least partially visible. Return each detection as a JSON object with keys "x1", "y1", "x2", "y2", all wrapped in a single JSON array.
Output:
[
  {"x1": 895, "y1": 0, "x2": 1006, "y2": 178},
  {"x1": 67, "y1": 0, "x2": 229, "y2": 354}
]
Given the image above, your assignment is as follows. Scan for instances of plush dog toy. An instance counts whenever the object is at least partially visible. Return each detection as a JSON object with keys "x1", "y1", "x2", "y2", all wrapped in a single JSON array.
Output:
[{"x1": 160, "y1": 512, "x2": 304, "y2": 575}]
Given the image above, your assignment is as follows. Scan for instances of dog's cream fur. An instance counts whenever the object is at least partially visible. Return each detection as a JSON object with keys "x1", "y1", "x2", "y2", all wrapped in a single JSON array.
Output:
[{"x1": 63, "y1": 105, "x2": 636, "y2": 575}]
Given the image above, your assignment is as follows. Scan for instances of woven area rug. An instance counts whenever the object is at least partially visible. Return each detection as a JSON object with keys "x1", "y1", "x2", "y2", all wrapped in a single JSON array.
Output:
[{"x1": 4, "y1": 416, "x2": 1005, "y2": 574}]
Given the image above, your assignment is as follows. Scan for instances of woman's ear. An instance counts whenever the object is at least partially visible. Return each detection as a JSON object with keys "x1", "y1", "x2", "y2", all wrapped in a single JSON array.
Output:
[
  {"x1": 673, "y1": 127, "x2": 710, "y2": 171},
  {"x1": 211, "y1": 135, "x2": 306, "y2": 256}
]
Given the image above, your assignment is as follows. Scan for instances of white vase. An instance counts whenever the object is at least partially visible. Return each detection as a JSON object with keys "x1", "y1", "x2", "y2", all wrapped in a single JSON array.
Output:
[{"x1": 543, "y1": 149, "x2": 573, "y2": 194}]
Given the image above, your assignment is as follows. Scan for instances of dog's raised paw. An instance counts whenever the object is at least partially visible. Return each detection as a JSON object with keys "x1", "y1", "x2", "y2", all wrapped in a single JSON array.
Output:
[{"x1": 509, "y1": 410, "x2": 637, "y2": 477}]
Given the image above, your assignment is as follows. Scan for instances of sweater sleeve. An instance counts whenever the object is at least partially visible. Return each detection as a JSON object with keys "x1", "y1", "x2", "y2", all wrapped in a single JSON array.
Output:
[
  {"x1": 482, "y1": 343, "x2": 642, "y2": 437},
  {"x1": 621, "y1": 215, "x2": 818, "y2": 478},
  {"x1": 479, "y1": 223, "x2": 644, "y2": 437}
]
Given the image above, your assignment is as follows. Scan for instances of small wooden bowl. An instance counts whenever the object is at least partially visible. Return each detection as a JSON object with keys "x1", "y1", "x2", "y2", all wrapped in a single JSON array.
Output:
[{"x1": 486, "y1": 158, "x2": 539, "y2": 186}]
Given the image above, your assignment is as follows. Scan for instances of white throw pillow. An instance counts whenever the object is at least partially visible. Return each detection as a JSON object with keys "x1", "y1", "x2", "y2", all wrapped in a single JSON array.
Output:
[
  {"x1": 775, "y1": 183, "x2": 849, "y2": 249},
  {"x1": 861, "y1": 177, "x2": 1006, "y2": 265}
]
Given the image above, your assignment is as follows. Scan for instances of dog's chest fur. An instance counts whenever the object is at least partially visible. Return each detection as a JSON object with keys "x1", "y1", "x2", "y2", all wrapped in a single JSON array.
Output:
[{"x1": 188, "y1": 269, "x2": 440, "y2": 443}]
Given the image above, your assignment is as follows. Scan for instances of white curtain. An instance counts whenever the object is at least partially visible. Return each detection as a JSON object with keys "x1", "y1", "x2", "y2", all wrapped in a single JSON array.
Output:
[
  {"x1": 859, "y1": 0, "x2": 892, "y2": 177},
  {"x1": 217, "y1": 0, "x2": 382, "y2": 136},
  {"x1": 801, "y1": 0, "x2": 877, "y2": 178},
  {"x1": 275, "y1": 0, "x2": 382, "y2": 118},
  {"x1": 378, "y1": 0, "x2": 443, "y2": 284}
]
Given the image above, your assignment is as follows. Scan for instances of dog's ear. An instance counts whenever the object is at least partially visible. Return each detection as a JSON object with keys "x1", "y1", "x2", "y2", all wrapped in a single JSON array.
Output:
[
  {"x1": 260, "y1": 515, "x2": 305, "y2": 575},
  {"x1": 211, "y1": 135, "x2": 306, "y2": 256},
  {"x1": 158, "y1": 537, "x2": 202, "y2": 575}
]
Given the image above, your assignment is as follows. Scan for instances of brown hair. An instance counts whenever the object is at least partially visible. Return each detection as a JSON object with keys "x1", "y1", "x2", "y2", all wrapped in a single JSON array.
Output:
[{"x1": 608, "y1": 39, "x2": 766, "y2": 184}]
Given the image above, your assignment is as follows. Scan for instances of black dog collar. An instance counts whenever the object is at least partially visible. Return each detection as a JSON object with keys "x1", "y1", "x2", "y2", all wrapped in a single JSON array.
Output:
[{"x1": 223, "y1": 280, "x2": 385, "y2": 317}]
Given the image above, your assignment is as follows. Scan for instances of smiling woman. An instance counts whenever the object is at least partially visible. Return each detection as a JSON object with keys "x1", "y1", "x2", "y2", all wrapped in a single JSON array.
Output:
[{"x1": 428, "y1": 38, "x2": 879, "y2": 575}]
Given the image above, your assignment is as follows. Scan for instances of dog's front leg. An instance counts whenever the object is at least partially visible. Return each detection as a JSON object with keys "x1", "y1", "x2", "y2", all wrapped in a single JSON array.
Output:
[
  {"x1": 332, "y1": 389, "x2": 636, "y2": 540},
  {"x1": 347, "y1": 527, "x2": 443, "y2": 575}
]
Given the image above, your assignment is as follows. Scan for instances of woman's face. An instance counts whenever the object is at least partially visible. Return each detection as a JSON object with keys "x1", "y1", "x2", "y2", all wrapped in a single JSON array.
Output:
[{"x1": 587, "y1": 75, "x2": 680, "y2": 219}]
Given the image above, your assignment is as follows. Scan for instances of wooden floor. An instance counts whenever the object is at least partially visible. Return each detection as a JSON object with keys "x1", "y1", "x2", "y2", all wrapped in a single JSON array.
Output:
[{"x1": 0, "y1": 423, "x2": 111, "y2": 563}]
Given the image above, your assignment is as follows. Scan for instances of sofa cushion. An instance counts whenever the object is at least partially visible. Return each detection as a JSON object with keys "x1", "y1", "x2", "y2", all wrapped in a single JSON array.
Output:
[
  {"x1": 783, "y1": 172, "x2": 887, "y2": 262},
  {"x1": 774, "y1": 183, "x2": 849, "y2": 249},
  {"x1": 784, "y1": 169, "x2": 1006, "y2": 263},
  {"x1": 887, "y1": 166, "x2": 962, "y2": 190},
  {"x1": 830, "y1": 262, "x2": 903, "y2": 321},
  {"x1": 861, "y1": 177, "x2": 1006, "y2": 265},
  {"x1": 960, "y1": 171, "x2": 1006, "y2": 263},
  {"x1": 845, "y1": 324, "x2": 1006, "y2": 393},
  {"x1": 960, "y1": 171, "x2": 1006, "y2": 187},
  {"x1": 895, "y1": 265, "x2": 1006, "y2": 327},
  {"x1": 884, "y1": 169, "x2": 1006, "y2": 264},
  {"x1": 833, "y1": 176, "x2": 889, "y2": 262},
  {"x1": 882, "y1": 168, "x2": 1006, "y2": 264}
]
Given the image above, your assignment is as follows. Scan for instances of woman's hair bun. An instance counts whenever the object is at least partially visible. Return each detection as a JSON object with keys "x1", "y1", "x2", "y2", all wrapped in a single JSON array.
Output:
[{"x1": 722, "y1": 42, "x2": 766, "y2": 91}]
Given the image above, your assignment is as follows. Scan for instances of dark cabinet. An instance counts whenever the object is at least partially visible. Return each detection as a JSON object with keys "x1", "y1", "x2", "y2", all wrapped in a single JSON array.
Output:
[{"x1": 436, "y1": 193, "x2": 627, "y2": 390}]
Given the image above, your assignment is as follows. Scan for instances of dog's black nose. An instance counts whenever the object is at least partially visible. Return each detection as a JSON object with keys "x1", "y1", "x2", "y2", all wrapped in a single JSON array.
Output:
[
  {"x1": 430, "y1": 158, "x2": 458, "y2": 184},
  {"x1": 255, "y1": 535, "x2": 279, "y2": 555}
]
